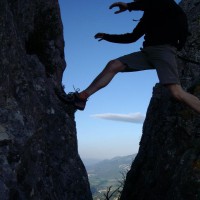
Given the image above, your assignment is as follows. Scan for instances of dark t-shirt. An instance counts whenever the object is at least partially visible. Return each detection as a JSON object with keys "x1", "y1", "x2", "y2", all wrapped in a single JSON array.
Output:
[{"x1": 103, "y1": 0, "x2": 189, "y2": 50}]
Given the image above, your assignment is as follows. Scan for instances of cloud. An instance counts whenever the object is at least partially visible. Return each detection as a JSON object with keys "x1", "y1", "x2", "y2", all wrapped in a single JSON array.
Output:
[{"x1": 91, "y1": 112, "x2": 145, "y2": 124}]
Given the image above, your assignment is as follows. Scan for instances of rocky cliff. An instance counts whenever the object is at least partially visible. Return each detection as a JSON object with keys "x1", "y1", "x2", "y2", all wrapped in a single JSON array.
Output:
[
  {"x1": 120, "y1": 0, "x2": 200, "y2": 199},
  {"x1": 0, "y1": 0, "x2": 92, "y2": 199}
]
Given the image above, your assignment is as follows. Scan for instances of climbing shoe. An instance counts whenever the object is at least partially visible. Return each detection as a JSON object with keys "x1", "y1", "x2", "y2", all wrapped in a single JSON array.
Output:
[
  {"x1": 67, "y1": 92, "x2": 87, "y2": 111},
  {"x1": 55, "y1": 88, "x2": 87, "y2": 111}
]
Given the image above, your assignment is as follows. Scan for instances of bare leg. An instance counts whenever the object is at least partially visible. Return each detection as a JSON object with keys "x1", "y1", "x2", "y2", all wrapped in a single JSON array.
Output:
[
  {"x1": 55, "y1": 59, "x2": 127, "y2": 111},
  {"x1": 166, "y1": 84, "x2": 200, "y2": 114},
  {"x1": 80, "y1": 59, "x2": 127, "y2": 98}
]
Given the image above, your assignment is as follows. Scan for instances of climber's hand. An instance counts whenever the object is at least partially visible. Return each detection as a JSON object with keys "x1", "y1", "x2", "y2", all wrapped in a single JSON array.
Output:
[
  {"x1": 109, "y1": 2, "x2": 128, "y2": 14},
  {"x1": 94, "y1": 33, "x2": 105, "y2": 41}
]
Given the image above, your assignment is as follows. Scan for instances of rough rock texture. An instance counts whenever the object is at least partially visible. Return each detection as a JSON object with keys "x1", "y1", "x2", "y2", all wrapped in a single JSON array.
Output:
[
  {"x1": 120, "y1": 0, "x2": 200, "y2": 200},
  {"x1": 0, "y1": 0, "x2": 92, "y2": 199}
]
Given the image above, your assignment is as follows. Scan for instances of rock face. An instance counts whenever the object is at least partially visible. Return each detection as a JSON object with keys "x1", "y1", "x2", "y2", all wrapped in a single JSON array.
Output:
[
  {"x1": 0, "y1": 0, "x2": 92, "y2": 199},
  {"x1": 120, "y1": 0, "x2": 200, "y2": 200}
]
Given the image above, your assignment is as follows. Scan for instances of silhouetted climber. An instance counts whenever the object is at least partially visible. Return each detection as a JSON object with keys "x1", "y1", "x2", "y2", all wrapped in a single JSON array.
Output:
[{"x1": 57, "y1": 0, "x2": 200, "y2": 114}]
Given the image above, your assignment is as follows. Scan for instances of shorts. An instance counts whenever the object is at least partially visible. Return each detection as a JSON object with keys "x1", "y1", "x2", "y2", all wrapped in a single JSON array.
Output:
[{"x1": 117, "y1": 45, "x2": 180, "y2": 85}]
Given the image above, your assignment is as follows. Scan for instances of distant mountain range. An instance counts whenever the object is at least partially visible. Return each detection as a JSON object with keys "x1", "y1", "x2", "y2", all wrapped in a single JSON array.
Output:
[
  {"x1": 84, "y1": 154, "x2": 136, "y2": 200},
  {"x1": 82, "y1": 158, "x2": 102, "y2": 167}
]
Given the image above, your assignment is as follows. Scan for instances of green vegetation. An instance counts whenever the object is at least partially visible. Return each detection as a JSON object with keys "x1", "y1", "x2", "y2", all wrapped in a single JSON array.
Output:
[{"x1": 85, "y1": 155, "x2": 136, "y2": 200}]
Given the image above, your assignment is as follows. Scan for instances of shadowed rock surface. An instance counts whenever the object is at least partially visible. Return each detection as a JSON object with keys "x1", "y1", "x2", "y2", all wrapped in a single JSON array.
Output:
[
  {"x1": 120, "y1": 0, "x2": 200, "y2": 199},
  {"x1": 0, "y1": 0, "x2": 92, "y2": 199}
]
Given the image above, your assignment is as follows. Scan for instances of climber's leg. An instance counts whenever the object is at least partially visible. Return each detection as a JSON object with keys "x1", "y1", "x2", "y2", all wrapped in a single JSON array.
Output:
[
  {"x1": 79, "y1": 59, "x2": 127, "y2": 98},
  {"x1": 166, "y1": 84, "x2": 200, "y2": 114},
  {"x1": 79, "y1": 50, "x2": 152, "y2": 100},
  {"x1": 57, "y1": 50, "x2": 152, "y2": 110},
  {"x1": 55, "y1": 59, "x2": 127, "y2": 111}
]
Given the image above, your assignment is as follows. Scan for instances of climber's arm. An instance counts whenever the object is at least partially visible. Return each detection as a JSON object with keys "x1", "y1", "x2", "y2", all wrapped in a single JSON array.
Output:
[
  {"x1": 109, "y1": 1, "x2": 146, "y2": 14},
  {"x1": 94, "y1": 17, "x2": 145, "y2": 44}
]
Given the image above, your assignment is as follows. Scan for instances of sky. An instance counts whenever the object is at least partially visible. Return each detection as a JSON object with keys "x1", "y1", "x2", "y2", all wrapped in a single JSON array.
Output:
[{"x1": 58, "y1": 0, "x2": 181, "y2": 160}]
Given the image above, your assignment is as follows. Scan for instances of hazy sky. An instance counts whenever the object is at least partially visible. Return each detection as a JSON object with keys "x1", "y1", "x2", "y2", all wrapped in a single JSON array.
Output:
[{"x1": 59, "y1": 0, "x2": 181, "y2": 159}]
